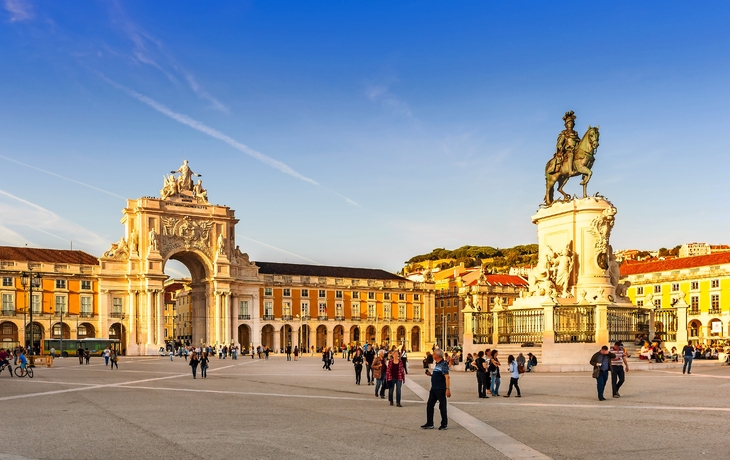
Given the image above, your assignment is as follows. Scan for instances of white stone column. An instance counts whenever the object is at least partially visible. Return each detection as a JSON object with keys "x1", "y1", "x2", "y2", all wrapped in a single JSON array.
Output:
[
  {"x1": 273, "y1": 324, "x2": 281, "y2": 352},
  {"x1": 214, "y1": 292, "x2": 221, "y2": 345},
  {"x1": 223, "y1": 293, "x2": 230, "y2": 344},
  {"x1": 156, "y1": 290, "x2": 164, "y2": 347},
  {"x1": 146, "y1": 290, "x2": 153, "y2": 347},
  {"x1": 229, "y1": 295, "x2": 236, "y2": 345}
]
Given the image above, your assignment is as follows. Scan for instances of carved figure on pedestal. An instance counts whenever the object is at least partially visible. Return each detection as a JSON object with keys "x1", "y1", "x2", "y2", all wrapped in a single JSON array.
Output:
[
  {"x1": 193, "y1": 179, "x2": 208, "y2": 204},
  {"x1": 607, "y1": 245, "x2": 620, "y2": 287},
  {"x1": 464, "y1": 295, "x2": 474, "y2": 311},
  {"x1": 544, "y1": 111, "x2": 601, "y2": 205},
  {"x1": 129, "y1": 229, "x2": 138, "y2": 254},
  {"x1": 645, "y1": 292, "x2": 654, "y2": 308},
  {"x1": 478, "y1": 264, "x2": 488, "y2": 285},
  {"x1": 232, "y1": 245, "x2": 253, "y2": 266},
  {"x1": 529, "y1": 250, "x2": 557, "y2": 297},
  {"x1": 589, "y1": 207, "x2": 617, "y2": 270},
  {"x1": 493, "y1": 296, "x2": 504, "y2": 310},
  {"x1": 554, "y1": 244, "x2": 574, "y2": 297},
  {"x1": 171, "y1": 160, "x2": 201, "y2": 192},
  {"x1": 149, "y1": 227, "x2": 159, "y2": 252},
  {"x1": 217, "y1": 233, "x2": 225, "y2": 255},
  {"x1": 423, "y1": 268, "x2": 434, "y2": 282},
  {"x1": 615, "y1": 280, "x2": 631, "y2": 298}
]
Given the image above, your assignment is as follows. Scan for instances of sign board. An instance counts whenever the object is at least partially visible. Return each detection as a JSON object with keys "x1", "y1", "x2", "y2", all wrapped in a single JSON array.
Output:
[{"x1": 711, "y1": 321, "x2": 723, "y2": 334}]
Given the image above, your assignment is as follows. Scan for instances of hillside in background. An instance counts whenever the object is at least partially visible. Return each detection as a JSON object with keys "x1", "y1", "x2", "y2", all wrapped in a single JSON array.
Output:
[{"x1": 403, "y1": 244, "x2": 539, "y2": 274}]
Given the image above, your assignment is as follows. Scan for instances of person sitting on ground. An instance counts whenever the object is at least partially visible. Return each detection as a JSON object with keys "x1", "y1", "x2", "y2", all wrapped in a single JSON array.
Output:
[
  {"x1": 527, "y1": 352, "x2": 538, "y2": 372},
  {"x1": 668, "y1": 346, "x2": 679, "y2": 362},
  {"x1": 464, "y1": 353, "x2": 474, "y2": 372},
  {"x1": 654, "y1": 346, "x2": 665, "y2": 363}
]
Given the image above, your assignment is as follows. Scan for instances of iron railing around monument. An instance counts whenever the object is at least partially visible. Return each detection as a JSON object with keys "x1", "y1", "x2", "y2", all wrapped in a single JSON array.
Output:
[
  {"x1": 497, "y1": 309, "x2": 544, "y2": 344},
  {"x1": 472, "y1": 312, "x2": 493, "y2": 344},
  {"x1": 608, "y1": 308, "x2": 649, "y2": 343},
  {"x1": 554, "y1": 306, "x2": 596, "y2": 343},
  {"x1": 653, "y1": 308, "x2": 678, "y2": 342}
]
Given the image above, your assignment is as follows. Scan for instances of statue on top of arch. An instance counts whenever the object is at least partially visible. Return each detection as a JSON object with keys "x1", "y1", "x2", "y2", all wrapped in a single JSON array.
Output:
[{"x1": 160, "y1": 160, "x2": 209, "y2": 204}]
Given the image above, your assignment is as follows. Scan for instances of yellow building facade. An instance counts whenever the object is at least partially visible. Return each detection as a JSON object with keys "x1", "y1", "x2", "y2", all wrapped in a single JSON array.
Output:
[{"x1": 622, "y1": 252, "x2": 730, "y2": 345}]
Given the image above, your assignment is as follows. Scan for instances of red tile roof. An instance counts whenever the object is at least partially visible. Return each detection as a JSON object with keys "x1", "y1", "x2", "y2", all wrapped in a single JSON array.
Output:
[
  {"x1": 0, "y1": 246, "x2": 98, "y2": 265},
  {"x1": 620, "y1": 252, "x2": 730, "y2": 276},
  {"x1": 482, "y1": 274, "x2": 529, "y2": 286}
]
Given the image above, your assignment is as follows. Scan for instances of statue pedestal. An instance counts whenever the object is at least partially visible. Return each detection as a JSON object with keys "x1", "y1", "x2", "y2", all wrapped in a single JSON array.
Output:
[{"x1": 532, "y1": 196, "x2": 616, "y2": 301}]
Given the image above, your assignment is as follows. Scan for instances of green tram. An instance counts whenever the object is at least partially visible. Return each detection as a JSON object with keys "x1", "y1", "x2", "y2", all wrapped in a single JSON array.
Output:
[{"x1": 43, "y1": 338, "x2": 121, "y2": 357}]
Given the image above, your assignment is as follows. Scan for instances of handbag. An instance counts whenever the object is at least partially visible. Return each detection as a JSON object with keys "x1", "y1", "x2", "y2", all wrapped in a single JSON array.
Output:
[{"x1": 592, "y1": 366, "x2": 600, "y2": 379}]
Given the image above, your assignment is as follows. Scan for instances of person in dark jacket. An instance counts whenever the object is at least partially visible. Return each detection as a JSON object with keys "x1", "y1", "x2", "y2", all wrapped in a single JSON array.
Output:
[
  {"x1": 352, "y1": 349, "x2": 364, "y2": 385},
  {"x1": 189, "y1": 353, "x2": 200, "y2": 379},
  {"x1": 200, "y1": 352, "x2": 209, "y2": 378},
  {"x1": 364, "y1": 347, "x2": 375, "y2": 385},
  {"x1": 589, "y1": 346, "x2": 617, "y2": 401}
]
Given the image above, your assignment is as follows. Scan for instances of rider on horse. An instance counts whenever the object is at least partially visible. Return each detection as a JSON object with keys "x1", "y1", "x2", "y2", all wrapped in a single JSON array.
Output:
[{"x1": 551, "y1": 111, "x2": 579, "y2": 175}]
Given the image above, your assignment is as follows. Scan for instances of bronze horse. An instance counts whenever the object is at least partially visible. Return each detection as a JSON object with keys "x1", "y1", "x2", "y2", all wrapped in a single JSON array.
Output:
[{"x1": 544, "y1": 126, "x2": 600, "y2": 205}]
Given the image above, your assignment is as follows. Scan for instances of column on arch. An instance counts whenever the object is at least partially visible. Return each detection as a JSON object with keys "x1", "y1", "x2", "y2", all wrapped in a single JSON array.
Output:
[
  {"x1": 146, "y1": 290, "x2": 154, "y2": 347},
  {"x1": 273, "y1": 324, "x2": 281, "y2": 352},
  {"x1": 214, "y1": 291, "x2": 221, "y2": 345}
]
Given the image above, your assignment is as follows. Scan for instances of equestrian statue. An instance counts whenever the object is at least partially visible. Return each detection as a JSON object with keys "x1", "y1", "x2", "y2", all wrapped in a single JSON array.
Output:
[{"x1": 544, "y1": 111, "x2": 600, "y2": 205}]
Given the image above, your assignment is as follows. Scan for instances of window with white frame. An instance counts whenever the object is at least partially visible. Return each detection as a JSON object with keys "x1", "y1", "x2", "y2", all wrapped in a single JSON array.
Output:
[
  {"x1": 2, "y1": 277, "x2": 12, "y2": 287},
  {"x1": 690, "y1": 295, "x2": 699, "y2": 310},
  {"x1": 384, "y1": 304, "x2": 391, "y2": 319},
  {"x1": 55, "y1": 295, "x2": 67, "y2": 313},
  {"x1": 264, "y1": 301, "x2": 273, "y2": 317},
  {"x1": 335, "y1": 303, "x2": 343, "y2": 317},
  {"x1": 440, "y1": 300, "x2": 444, "y2": 308},
  {"x1": 636, "y1": 287, "x2": 644, "y2": 295},
  {"x1": 283, "y1": 288, "x2": 291, "y2": 297},
  {"x1": 1, "y1": 293, "x2": 13, "y2": 312},
  {"x1": 711, "y1": 294, "x2": 720, "y2": 310},
  {"x1": 384, "y1": 293, "x2": 390, "y2": 300},
  {"x1": 81, "y1": 280, "x2": 92, "y2": 290},
  {"x1": 414, "y1": 294, "x2": 420, "y2": 301},
  {"x1": 264, "y1": 287, "x2": 273, "y2": 296},
  {"x1": 636, "y1": 300, "x2": 644, "y2": 307},
  {"x1": 351, "y1": 302, "x2": 360, "y2": 318},
  {"x1": 112, "y1": 297, "x2": 123, "y2": 315},
  {"x1": 711, "y1": 279, "x2": 720, "y2": 289},
  {"x1": 335, "y1": 290, "x2": 343, "y2": 299},
  {"x1": 368, "y1": 292, "x2": 375, "y2": 300},
  {"x1": 368, "y1": 303, "x2": 376, "y2": 318},
  {"x1": 653, "y1": 285, "x2": 661, "y2": 294},
  {"x1": 398, "y1": 293, "x2": 405, "y2": 301},
  {"x1": 31, "y1": 294, "x2": 41, "y2": 314},
  {"x1": 80, "y1": 296, "x2": 92, "y2": 315},
  {"x1": 671, "y1": 283, "x2": 679, "y2": 292},
  {"x1": 301, "y1": 289, "x2": 309, "y2": 297},
  {"x1": 318, "y1": 302, "x2": 327, "y2": 317},
  {"x1": 283, "y1": 301, "x2": 292, "y2": 317},
  {"x1": 446, "y1": 299, "x2": 450, "y2": 307},
  {"x1": 239, "y1": 300, "x2": 249, "y2": 317},
  {"x1": 653, "y1": 298, "x2": 661, "y2": 308},
  {"x1": 691, "y1": 281, "x2": 699, "y2": 290},
  {"x1": 352, "y1": 291, "x2": 359, "y2": 299},
  {"x1": 301, "y1": 301, "x2": 310, "y2": 316},
  {"x1": 55, "y1": 279, "x2": 66, "y2": 289},
  {"x1": 398, "y1": 304, "x2": 406, "y2": 320},
  {"x1": 414, "y1": 305, "x2": 421, "y2": 320},
  {"x1": 318, "y1": 290, "x2": 326, "y2": 298}
]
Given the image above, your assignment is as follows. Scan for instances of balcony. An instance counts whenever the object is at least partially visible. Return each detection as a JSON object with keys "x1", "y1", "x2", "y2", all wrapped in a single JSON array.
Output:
[
  {"x1": 300, "y1": 315, "x2": 311, "y2": 321},
  {"x1": 79, "y1": 312, "x2": 95, "y2": 318},
  {"x1": 708, "y1": 309, "x2": 721, "y2": 315},
  {"x1": 0, "y1": 310, "x2": 16, "y2": 317},
  {"x1": 238, "y1": 314, "x2": 251, "y2": 320},
  {"x1": 334, "y1": 315, "x2": 345, "y2": 321},
  {"x1": 110, "y1": 312, "x2": 124, "y2": 318},
  {"x1": 263, "y1": 314, "x2": 275, "y2": 321},
  {"x1": 350, "y1": 316, "x2": 362, "y2": 322},
  {"x1": 367, "y1": 316, "x2": 377, "y2": 322},
  {"x1": 282, "y1": 315, "x2": 293, "y2": 321},
  {"x1": 317, "y1": 315, "x2": 328, "y2": 321},
  {"x1": 688, "y1": 309, "x2": 700, "y2": 316}
]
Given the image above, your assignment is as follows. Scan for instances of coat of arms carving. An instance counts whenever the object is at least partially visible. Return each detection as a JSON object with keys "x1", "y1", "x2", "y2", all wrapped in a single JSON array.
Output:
[{"x1": 160, "y1": 216, "x2": 214, "y2": 258}]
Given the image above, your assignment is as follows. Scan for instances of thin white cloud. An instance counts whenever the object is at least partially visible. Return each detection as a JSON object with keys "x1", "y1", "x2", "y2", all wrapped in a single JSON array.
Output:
[
  {"x1": 0, "y1": 154, "x2": 126, "y2": 199},
  {"x1": 0, "y1": 188, "x2": 108, "y2": 252},
  {"x1": 101, "y1": 75, "x2": 322, "y2": 186},
  {"x1": 4, "y1": 0, "x2": 33, "y2": 22},
  {"x1": 366, "y1": 83, "x2": 416, "y2": 120},
  {"x1": 237, "y1": 234, "x2": 321, "y2": 265},
  {"x1": 109, "y1": 2, "x2": 229, "y2": 113}
]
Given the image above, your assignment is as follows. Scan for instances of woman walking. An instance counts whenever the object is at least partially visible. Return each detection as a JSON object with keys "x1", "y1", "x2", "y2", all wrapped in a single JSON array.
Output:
[
  {"x1": 109, "y1": 350, "x2": 119, "y2": 370},
  {"x1": 387, "y1": 351, "x2": 406, "y2": 407},
  {"x1": 293, "y1": 346, "x2": 299, "y2": 361},
  {"x1": 504, "y1": 355, "x2": 521, "y2": 397},
  {"x1": 200, "y1": 352, "x2": 209, "y2": 379},
  {"x1": 352, "y1": 349, "x2": 364, "y2": 385},
  {"x1": 189, "y1": 352, "x2": 199, "y2": 379},
  {"x1": 322, "y1": 347, "x2": 332, "y2": 371},
  {"x1": 489, "y1": 349, "x2": 501, "y2": 397}
]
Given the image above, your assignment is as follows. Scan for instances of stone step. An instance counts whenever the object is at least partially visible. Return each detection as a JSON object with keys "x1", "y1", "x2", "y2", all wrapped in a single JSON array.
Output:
[{"x1": 532, "y1": 360, "x2": 724, "y2": 373}]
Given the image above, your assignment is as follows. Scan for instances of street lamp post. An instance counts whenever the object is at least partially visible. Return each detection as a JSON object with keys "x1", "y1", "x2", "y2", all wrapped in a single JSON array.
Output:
[
  {"x1": 20, "y1": 268, "x2": 41, "y2": 355},
  {"x1": 59, "y1": 302, "x2": 64, "y2": 358}
]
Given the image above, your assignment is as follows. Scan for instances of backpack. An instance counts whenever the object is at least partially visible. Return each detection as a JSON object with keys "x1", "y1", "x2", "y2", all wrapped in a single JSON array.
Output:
[{"x1": 517, "y1": 363, "x2": 525, "y2": 374}]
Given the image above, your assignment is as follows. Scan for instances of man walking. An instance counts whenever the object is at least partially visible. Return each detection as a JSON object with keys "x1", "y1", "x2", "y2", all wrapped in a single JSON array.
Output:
[
  {"x1": 286, "y1": 344, "x2": 292, "y2": 361},
  {"x1": 682, "y1": 342, "x2": 695, "y2": 374},
  {"x1": 589, "y1": 346, "x2": 616, "y2": 401},
  {"x1": 610, "y1": 341, "x2": 629, "y2": 398},
  {"x1": 421, "y1": 348, "x2": 451, "y2": 430},
  {"x1": 364, "y1": 346, "x2": 375, "y2": 385}
]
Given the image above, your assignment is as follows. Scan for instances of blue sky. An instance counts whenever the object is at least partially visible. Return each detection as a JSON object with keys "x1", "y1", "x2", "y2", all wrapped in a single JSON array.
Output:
[{"x1": 1, "y1": 1, "x2": 730, "y2": 274}]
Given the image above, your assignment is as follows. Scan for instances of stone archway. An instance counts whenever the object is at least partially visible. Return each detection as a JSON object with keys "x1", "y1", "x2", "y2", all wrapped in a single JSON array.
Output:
[
  {"x1": 299, "y1": 325, "x2": 311, "y2": 350},
  {"x1": 51, "y1": 322, "x2": 71, "y2": 339},
  {"x1": 381, "y1": 326, "x2": 390, "y2": 347},
  {"x1": 238, "y1": 324, "x2": 251, "y2": 351},
  {"x1": 261, "y1": 324, "x2": 275, "y2": 349},
  {"x1": 280, "y1": 324, "x2": 293, "y2": 351},
  {"x1": 688, "y1": 320, "x2": 701, "y2": 339},
  {"x1": 366, "y1": 325, "x2": 376, "y2": 345},
  {"x1": 316, "y1": 325, "x2": 327, "y2": 351},
  {"x1": 78, "y1": 323, "x2": 96, "y2": 339},
  {"x1": 0, "y1": 321, "x2": 18, "y2": 347},
  {"x1": 24, "y1": 322, "x2": 43, "y2": 353},
  {"x1": 96, "y1": 161, "x2": 262, "y2": 355},
  {"x1": 411, "y1": 326, "x2": 421, "y2": 352},
  {"x1": 396, "y1": 326, "x2": 406, "y2": 347},
  {"x1": 350, "y1": 325, "x2": 360, "y2": 344},
  {"x1": 333, "y1": 325, "x2": 344, "y2": 348}
]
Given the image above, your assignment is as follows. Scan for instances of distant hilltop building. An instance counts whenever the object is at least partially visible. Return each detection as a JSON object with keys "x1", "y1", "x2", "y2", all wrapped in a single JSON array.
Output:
[{"x1": 678, "y1": 243, "x2": 730, "y2": 258}]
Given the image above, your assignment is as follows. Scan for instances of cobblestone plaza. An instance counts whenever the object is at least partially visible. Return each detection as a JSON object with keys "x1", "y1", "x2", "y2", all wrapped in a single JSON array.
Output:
[{"x1": 1, "y1": 356, "x2": 728, "y2": 459}]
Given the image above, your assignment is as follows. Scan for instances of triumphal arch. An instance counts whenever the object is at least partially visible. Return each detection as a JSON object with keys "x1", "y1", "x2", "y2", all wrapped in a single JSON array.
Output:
[{"x1": 97, "y1": 161, "x2": 261, "y2": 355}]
